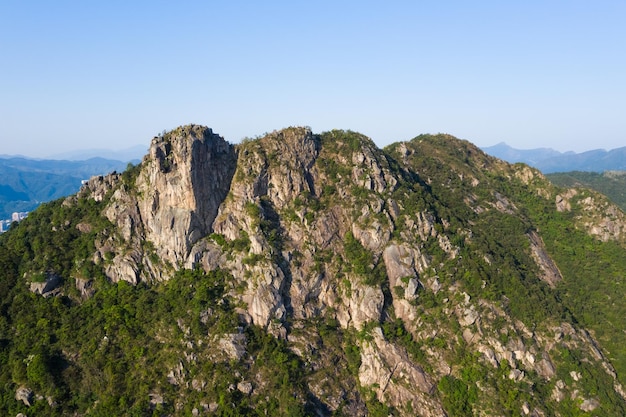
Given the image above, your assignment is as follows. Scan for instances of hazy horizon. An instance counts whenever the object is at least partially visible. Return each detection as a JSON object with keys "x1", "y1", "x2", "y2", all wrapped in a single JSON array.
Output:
[
  {"x1": 0, "y1": 129, "x2": 624, "y2": 161},
  {"x1": 2, "y1": 2, "x2": 625, "y2": 157}
]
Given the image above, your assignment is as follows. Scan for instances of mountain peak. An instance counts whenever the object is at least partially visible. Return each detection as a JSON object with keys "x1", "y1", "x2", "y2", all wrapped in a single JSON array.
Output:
[{"x1": 2, "y1": 124, "x2": 626, "y2": 416}]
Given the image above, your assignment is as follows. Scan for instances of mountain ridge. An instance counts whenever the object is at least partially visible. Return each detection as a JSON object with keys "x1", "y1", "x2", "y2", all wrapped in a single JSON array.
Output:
[
  {"x1": 2, "y1": 139, "x2": 623, "y2": 222},
  {"x1": 0, "y1": 156, "x2": 133, "y2": 219},
  {"x1": 1, "y1": 125, "x2": 626, "y2": 416}
]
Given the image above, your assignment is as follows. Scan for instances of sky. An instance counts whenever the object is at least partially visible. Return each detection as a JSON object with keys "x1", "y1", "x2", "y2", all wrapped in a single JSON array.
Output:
[{"x1": 1, "y1": 1, "x2": 625, "y2": 158}]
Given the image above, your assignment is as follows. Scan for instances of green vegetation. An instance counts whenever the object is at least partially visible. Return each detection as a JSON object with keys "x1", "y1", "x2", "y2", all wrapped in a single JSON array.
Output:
[
  {"x1": 0, "y1": 236, "x2": 314, "y2": 416},
  {"x1": 121, "y1": 162, "x2": 142, "y2": 188},
  {"x1": 2, "y1": 196, "x2": 112, "y2": 282},
  {"x1": 384, "y1": 134, "x2": 626, "y2": 414},
  {"x1": 343, "y1": 231, "x2": 386, "y2": 286},
  {"x1": 547, "y1": 170, "x2": 626, "y2": 211},
  {"x1": 437, "y1": 375, "x2": 476, "y2": 417},
  {"x1": 2, "y1": 128, "x2": 626, "y2": 416},
  {"x1": 210, "y1": 231, "x2": 251, "y2": 253}
]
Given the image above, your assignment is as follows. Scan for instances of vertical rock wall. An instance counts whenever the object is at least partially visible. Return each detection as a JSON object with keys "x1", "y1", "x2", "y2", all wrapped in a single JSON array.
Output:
[{"x1": 135, "y1": 125, "x2": 237, "y2": 267}]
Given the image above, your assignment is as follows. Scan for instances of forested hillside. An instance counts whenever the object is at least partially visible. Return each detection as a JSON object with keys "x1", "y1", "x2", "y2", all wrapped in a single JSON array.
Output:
[
  {"x1": 0, "y1": 126, "x2": 625, "y2": 416},
  {"x1": 547, "y1": 170, "x2": 626, "y2": 212}
]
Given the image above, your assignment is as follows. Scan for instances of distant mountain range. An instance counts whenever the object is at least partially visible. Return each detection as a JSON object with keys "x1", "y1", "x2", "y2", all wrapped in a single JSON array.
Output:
[
  {"x1": 0, "y1": 156, "x2": 135, "y2": 219},
  {"x1": 482, "y1": 142, "x2": 626, "y2": 173},
  {"x1": 3, "y1": 140, "x2": 625, "y2": 222},
  {"x1": 45, "y1": 144, "x2": 148, "y2": 161}
]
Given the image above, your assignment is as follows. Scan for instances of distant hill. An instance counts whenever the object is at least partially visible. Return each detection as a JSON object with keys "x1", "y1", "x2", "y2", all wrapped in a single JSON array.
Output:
[
  {"x1": 481, "y1": 142, "x2": 566, "y2": 166},
  {"x1": 482, "y1": 142, "x2": 626, "y2": 173},
  {"x1": 47, "y1": 144, "x2": 147, "y2": 161},
  {"x1": 537, "y1": 147, "x2": 626, "y2": 173},
  {"x1": 0, "y1": 157, "x2": 131, "y2": 219}
]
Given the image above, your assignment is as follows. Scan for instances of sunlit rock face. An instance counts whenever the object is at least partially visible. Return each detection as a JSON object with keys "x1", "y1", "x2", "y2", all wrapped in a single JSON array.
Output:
[
  {"x1": 60, "y1": 126, "x2": 626, "y2": 416},
  {"x1": 135, "y1": 125, "x2": 237, "y2": 266}
]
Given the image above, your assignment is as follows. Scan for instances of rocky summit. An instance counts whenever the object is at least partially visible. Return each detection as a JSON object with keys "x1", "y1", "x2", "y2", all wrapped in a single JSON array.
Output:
[{"x1": 1, "y1": 124, "x2": 626, "y2": 416}]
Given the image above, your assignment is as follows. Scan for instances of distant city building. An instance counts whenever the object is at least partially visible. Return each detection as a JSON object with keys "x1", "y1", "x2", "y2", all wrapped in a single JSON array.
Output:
[
  {"x1": 0, "y1": 214, "x2": 28, "y2": 233},
  {"x1": 0, "y1": 219, "x2": 12, "y2": 233},
  {"x1": 11, "y1": 212, "x2": 28, "y2": 222}
]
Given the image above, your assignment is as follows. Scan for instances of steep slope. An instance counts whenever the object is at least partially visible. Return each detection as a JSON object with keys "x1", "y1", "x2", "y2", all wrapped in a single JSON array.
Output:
[
  {"x1": 387, "y1": 134, "x2": 626, "y2": 389},
  {"x1": 0, "y1": 126, "x2": 625, "y2": 416}
]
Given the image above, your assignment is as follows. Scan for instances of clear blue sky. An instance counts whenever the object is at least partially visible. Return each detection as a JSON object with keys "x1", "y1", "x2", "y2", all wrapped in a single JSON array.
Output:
[{"x1": 2, "y1": 1, "x2": 625, "y2": 157}]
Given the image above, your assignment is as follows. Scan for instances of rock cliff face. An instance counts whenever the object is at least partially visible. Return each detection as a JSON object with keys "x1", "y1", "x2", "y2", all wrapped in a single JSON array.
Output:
[
  {"x1": 136, "y1": 125, "x2": 237, "y2": 265},
  {"x1": 16, "y1": 125, "x2": 626, "y2": 416},
  {"x1": 81, "y1": 125, "x2": 237, "y2": 282}
]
